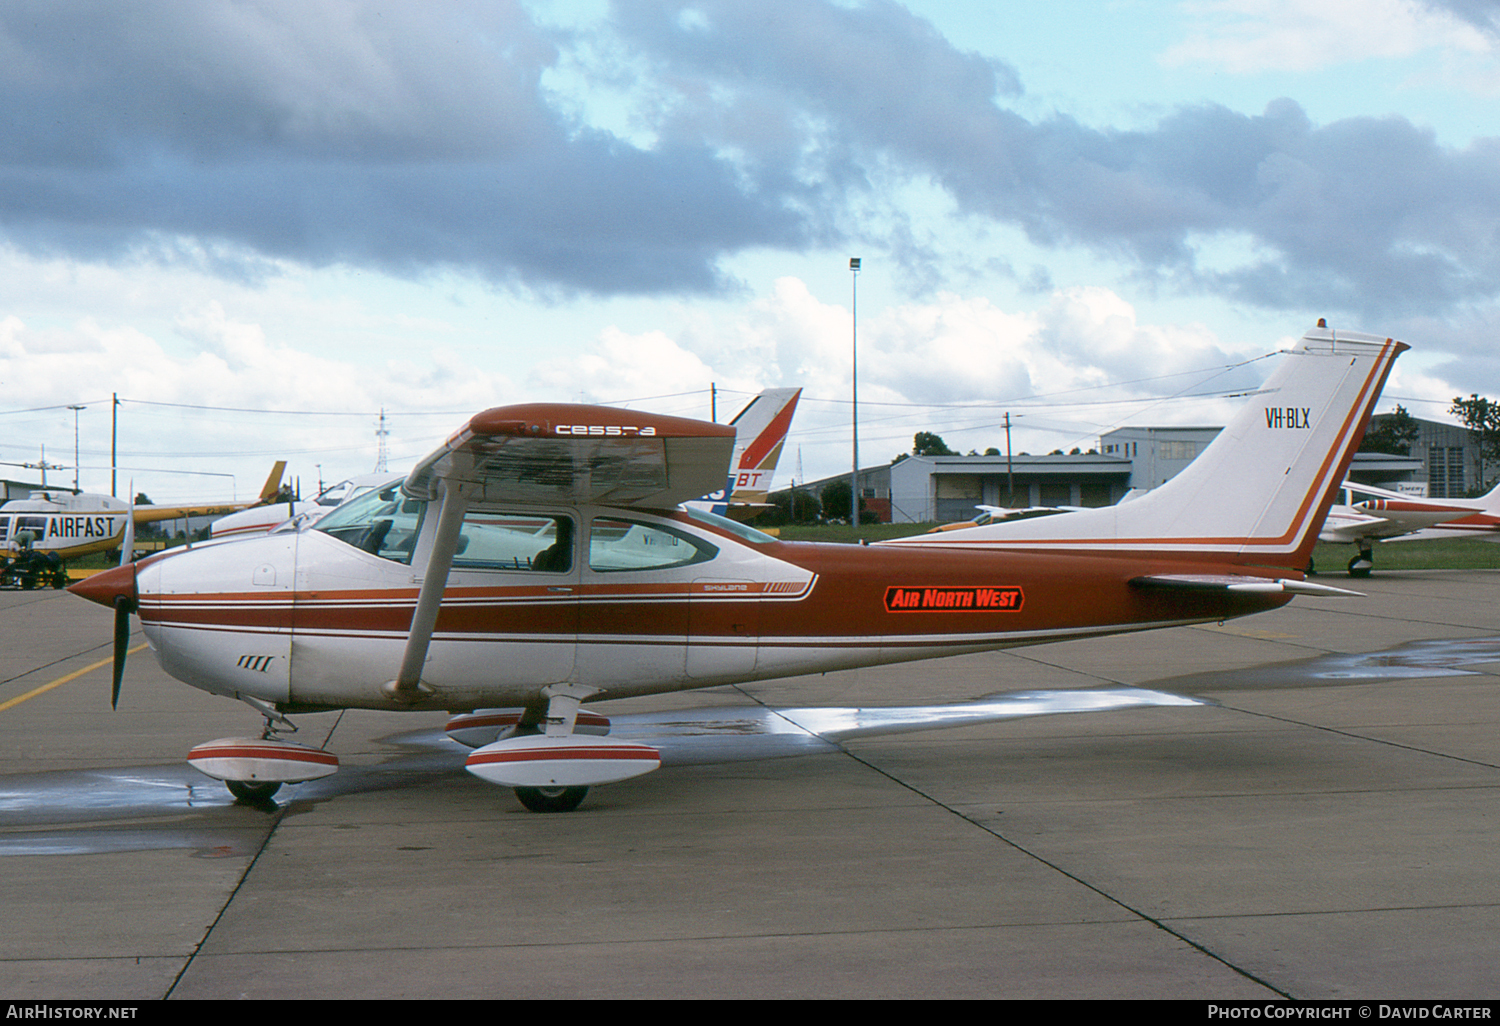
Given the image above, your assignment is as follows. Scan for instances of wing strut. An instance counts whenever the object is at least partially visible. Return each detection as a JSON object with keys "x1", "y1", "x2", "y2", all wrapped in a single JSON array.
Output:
[{"x1": 385, "y1": 479, "x2": 468, "y2": 701}]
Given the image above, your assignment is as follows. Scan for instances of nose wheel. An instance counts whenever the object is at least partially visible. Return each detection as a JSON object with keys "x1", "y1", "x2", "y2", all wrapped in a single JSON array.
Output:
[{"x1": 188, "y1": 702, "x2": 339, "y2": 804}]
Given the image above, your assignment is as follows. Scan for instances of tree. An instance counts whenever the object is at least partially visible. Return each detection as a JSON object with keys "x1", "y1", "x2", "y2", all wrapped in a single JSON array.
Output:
[
  {"x1": 1360, "y1": 404, "x2": 1420, "y2": 456},
  {"x1": 785, "y1": 488, "x2": 822, "y2": 525},
  {"x1": 753, "y1": 488, "x2": 821, "y2": 527},
  {"x1": 818, "y1": 480, "x2": 876, "y2": 524},
  {"x1": 1450, "y1": 394, "x2": 1500, "y2": 488},
  {"x1": 820, "y1": 480, "x2": 853, "y2": 520},
  {"x1": 912, "y1": 431, "x2": 956, "y2": 456}
]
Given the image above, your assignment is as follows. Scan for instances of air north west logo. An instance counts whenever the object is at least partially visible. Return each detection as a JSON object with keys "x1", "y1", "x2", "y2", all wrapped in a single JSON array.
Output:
[{"x1": 884, "y1": 586, "x2": 1025, "y2": 613}]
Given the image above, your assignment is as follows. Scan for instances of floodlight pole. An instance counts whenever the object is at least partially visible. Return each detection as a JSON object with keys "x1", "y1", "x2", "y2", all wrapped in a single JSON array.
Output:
[{"x1": 850, "y1": 257, "x2": 861, "y2": 525}]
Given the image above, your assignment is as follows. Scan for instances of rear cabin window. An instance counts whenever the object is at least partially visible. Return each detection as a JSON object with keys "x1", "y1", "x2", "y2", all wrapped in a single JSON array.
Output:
[{"x1": 588, "y1": 517, "x2": 717, "y2": 573}]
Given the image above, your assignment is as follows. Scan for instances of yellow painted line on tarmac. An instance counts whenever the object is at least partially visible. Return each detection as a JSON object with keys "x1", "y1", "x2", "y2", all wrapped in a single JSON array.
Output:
[{"x1": 0, "y1": 644, "x2": 149, "y2": 712}]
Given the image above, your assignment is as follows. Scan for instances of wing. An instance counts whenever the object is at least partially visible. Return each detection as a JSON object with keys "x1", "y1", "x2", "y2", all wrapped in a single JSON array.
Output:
[
  {"x1": 1319, "y1": 499, "x2": 1480, "y2": 544},
  {"x1": 403, "y1": 403, "x2": 736, "y2": 508},
  {"x1": 605, "y1": 688, "x2": 1207, "y2": 765},
  {"x1": 1318, "y1": 504, "x2": 1400, "y2": 543}
]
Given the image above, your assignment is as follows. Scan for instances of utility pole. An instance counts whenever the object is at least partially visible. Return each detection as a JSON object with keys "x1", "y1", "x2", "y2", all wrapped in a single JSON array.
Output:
[
  {"x1": 1004, "y1": 411, "x2": 1014, "y2": 504},
  {"x1": 111, "y1": 393, "x2": 119, "y2": 498},
  {"x1": 849, "y1": 257, "x2": 861, "y2": 525},
  {"x1": 67, "y1": 404, "x2": 84, "y2": 492}
]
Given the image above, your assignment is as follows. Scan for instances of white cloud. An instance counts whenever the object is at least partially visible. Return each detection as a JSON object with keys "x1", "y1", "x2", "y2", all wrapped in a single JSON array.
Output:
[
  {"x1": 1162, "y1": 0, "x2": 1492, "y2": 73},
  {"x1": 516, "y1": 277, "x2": 1285, "y2": 475},
  {"x1": 528, "y1": 325, "x2": 719, "y2": 407}
]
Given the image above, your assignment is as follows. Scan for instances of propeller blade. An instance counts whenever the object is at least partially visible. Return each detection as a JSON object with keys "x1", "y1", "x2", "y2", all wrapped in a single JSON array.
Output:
[{"x1": 112, "y1": 594, "x2": 136, "y2": 710}]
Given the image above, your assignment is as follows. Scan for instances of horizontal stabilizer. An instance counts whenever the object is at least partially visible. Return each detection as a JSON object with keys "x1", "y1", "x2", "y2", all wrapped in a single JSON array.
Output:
[{"x1": 1131, "y1": 574, "x2": 1363, "y2": 597}]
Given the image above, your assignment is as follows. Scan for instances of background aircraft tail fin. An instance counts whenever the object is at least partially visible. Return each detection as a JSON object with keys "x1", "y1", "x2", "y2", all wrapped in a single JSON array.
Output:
[
  {"x1": 258, "y1": 461, "x2": 287, "y2": 502},
  {"x1": 726, "y1": 387, "x2": 801, "y2": 506}
]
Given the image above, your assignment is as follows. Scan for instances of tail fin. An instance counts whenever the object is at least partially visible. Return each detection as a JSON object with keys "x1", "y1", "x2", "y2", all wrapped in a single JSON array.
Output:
[
  {"x1": 725, "y1": 388, "x2": 801, "y2": 506},
  {"x1": 1474, "y1": 480, "x2": 1500, "y2": 511},
  {"x1": 258, "y1": 461, "x2": 287, "y2": 503},
  {"x1": 891, "y1": 325, "x2": 1406, "y2": 568}
]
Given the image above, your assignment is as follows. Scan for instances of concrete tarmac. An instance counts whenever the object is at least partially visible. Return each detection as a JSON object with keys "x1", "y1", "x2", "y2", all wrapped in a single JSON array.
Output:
[{"x1": 1, "y1": 571, "x2": 1498, "y2": 1000}]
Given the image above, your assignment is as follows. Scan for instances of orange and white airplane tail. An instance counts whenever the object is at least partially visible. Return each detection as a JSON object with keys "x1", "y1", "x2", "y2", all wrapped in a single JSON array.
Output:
[
  {"x1": 698, "y1": 387, "x2": 801, "y2": 516},
  {"x1": 892, "y1": 325, "x2": 1406, "y2": 569}
]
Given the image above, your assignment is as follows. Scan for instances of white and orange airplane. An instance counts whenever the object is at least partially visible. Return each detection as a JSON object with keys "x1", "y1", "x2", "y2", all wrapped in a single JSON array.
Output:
[
  {"x1": 0, "y1": 462, "x2": 287, "y2": 567},
  {"x1": 70, "y1": 325, "x2": 1403, "y2": 811},
  {"x1": 1317, "y1": 480, "x2": 1486, "y2": 576},
  {"x1": 1382, "y1": 480, "x2": 1500, "y2": 545}
]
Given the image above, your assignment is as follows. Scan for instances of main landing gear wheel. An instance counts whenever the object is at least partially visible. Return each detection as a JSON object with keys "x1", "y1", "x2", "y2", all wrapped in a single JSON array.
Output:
[
  {"x1": 226, "y1": 779, "x2": 282, "y2": 802},
  {"x1": 514, "y1": 785, "x2": 588, "y2": 813},
  {"x1": 1348, "y1": 545, "x2": 1374, "y2": 578}
]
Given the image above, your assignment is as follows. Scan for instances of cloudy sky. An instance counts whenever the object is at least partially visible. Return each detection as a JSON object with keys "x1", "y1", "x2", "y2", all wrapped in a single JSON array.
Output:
[{"x1": 3, "y1": 0, "x2": 1499, "y2": 502}]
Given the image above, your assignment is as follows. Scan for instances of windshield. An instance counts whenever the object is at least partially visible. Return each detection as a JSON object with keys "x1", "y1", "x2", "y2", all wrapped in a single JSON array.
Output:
[{"x1": 314, "y1": 483, "x2": 425, "y2": 563}]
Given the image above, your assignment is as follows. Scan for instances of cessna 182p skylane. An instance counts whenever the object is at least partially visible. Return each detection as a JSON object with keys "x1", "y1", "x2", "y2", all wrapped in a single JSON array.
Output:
[{"x1": 70, "y1": 326, "x2": 1403, "y2": 812}]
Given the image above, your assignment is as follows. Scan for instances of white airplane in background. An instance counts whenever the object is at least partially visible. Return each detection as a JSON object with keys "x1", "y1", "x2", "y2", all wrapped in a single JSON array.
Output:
[
  {"x1": 209, "y1": 473, "x2": 395, "y2": 541},
  {"x1": 70, "y1": 325, "x2": 1402, "y2": 813},
  {"x1": 0, "y1": 462, "x2": 287, "y2": 565},
  {"x1": 1317, "y1": 480, "x2": 1482, "y2": 576}
]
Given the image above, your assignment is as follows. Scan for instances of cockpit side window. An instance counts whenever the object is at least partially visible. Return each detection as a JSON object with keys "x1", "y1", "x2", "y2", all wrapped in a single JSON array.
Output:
[
  {"x1": 452, "y1": 512, "x2": 574, "y2": 573},
  {"x1": 314, "y1": 484, "x2": 425, "y2": 564}
]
